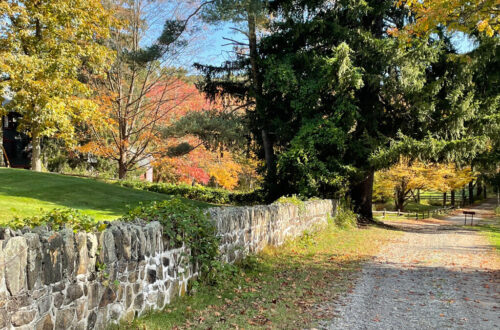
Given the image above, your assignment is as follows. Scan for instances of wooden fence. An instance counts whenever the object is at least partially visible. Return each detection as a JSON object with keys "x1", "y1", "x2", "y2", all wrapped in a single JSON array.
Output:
[{"x1": 373, "y1": 206, "x2": 455, "y2": 220}]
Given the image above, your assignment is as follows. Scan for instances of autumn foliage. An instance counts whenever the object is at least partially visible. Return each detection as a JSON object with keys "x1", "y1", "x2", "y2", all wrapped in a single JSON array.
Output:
[
  {"x1": 375, "y1": 158, "x2": 475, "y2": 211},
  {"x1": 396, "y1": 0, "x2": 499, "y2": 37},
  {"x1": 84, "y1": 78, "x2": 259, "y2": 190}
]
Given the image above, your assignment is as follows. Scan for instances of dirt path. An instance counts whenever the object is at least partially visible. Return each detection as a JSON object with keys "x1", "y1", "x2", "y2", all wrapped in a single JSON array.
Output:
[{"x1": 325, "y1": 200, "x2": 500, "y2": 330}]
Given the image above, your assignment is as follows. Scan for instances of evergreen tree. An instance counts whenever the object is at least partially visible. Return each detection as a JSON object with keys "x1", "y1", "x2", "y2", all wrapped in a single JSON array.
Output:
[
  {"x1": 256, "y1": 0, "x2": 443, "y2": 219},
  {"x1": 195, "y1": 0, "x2": 281, "y2": 198}
]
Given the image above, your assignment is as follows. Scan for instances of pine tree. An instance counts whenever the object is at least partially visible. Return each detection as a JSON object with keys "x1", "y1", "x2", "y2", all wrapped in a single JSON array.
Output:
[{"x1": 256, "y1": 0, "x2": 443, "y2": 219}]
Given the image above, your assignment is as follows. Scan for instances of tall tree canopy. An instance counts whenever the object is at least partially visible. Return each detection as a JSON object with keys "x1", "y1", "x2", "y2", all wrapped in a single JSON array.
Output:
[
  {"x1": 196, "y1": 0, "x2": 498, "y2": 219},
  {"x1": 196, "y1": 0, "x2": 279, "y2": 194},
  {"x1": 256, "y1": 0, "x2": 448, "y2": 219},
  {"x1": 0, "y1": 0, "x2": 114, "y2": 171}
]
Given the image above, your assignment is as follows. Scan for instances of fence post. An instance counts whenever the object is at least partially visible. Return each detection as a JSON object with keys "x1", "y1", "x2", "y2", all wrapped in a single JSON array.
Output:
[
  {"x1": 383, "y1": 208, "x2": 386, "y2": 219},
  {"x1": 397, "y1": 209, "x2": 401, "y2": 216}
]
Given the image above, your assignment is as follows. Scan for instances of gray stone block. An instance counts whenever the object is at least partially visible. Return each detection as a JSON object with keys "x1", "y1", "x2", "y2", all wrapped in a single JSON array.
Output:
[{"x1": 4, "y1": 236, "x2": 28, "y2": 295}]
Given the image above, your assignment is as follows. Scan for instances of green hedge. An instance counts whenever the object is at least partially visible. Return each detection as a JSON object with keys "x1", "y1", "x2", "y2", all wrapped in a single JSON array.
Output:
[{"x1": 116, "y1": 181, "x2": 265, "y2": 206}]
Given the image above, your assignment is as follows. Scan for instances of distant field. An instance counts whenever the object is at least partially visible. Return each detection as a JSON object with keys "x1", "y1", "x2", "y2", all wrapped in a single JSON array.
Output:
[{"x1": 0, "y1": 168, "x2": 210, "y2": 225}]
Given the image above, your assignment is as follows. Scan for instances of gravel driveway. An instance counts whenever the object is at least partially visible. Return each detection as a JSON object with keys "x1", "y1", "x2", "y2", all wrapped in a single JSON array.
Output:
[{"x1": 325, "y1": 200, "x2": 500, "y2": 330}]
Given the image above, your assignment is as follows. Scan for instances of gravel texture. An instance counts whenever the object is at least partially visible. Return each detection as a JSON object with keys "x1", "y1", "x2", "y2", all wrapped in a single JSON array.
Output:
[{"x1": 324, "y1": 200, "x2": 500, "y2": 330}]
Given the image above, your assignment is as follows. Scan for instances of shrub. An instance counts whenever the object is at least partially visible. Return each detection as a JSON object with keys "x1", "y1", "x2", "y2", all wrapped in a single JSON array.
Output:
[
  {"x1": 116, "y1": 180, "x2": 264, "y2": 206},
  {"x1": 273, "y1": 195, "x2": 307, "y2": 213},
  {"x1": 332, "y1": 206, "x2": 357, "y2": 228},
  {"x1": 5, "y1": 208, "x2": 102, "y2": 232},
  {"x1": 124, "y1": 198, "x2": 220, "y2": 283}
]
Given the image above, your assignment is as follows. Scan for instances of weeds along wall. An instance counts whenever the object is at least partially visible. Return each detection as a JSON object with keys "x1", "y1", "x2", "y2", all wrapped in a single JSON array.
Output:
[{"x1": 0, "y1": 199, "x2": 336, "y2": 329}]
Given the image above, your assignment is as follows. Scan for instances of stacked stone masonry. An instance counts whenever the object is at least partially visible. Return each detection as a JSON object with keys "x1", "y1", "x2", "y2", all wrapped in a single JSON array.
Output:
[{"x1": 0, "y1": 199, "x2": 336, "y2": 329}]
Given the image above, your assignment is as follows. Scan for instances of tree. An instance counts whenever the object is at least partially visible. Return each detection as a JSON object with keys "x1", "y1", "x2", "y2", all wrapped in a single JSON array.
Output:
[
  {"x1": 372, "y1": 32, "x2": 499, "y2": 201},
  {"x1": 85, "y1": 0, "x2": 210, "y2": 179},
  {"x1": 0, "y1": 0, "x2": 114, "y2": 171},
  {"x1": 397, "y1": 0, "x2": 499, "y2": 37},
  {"x1": 376, "y1": 159, "x2": 474, "y2": 210},
  {"x1": 151, "y1": 80, "x2": 257, "y2": 189},
  {"x1": 377, "y1": 159, "x2": 429, "y2": 211},
  {"x1": 253, "y1": 0, "x2": 447, "y2": 219},
  {"x1": 196, "y1": 0, "x2": 278, "y2": 195},
  {"x1": 467, "y1": 35, "x2": 500, "y2": 200}
]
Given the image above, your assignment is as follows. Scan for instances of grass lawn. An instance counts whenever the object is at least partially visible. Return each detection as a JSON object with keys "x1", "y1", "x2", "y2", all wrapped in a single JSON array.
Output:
[
  {"x1": 374, "y1": 200, "x2": 442, "y2": 213},
  {"x1": 116, "y1": 223, "x2": 398, "y2": 329},
  {"x1": 0, "y1": 168, "x2": 210, "y2": 225},
  {"x1": 473, "y1": 217, "x2": 500, "y2": 251}
]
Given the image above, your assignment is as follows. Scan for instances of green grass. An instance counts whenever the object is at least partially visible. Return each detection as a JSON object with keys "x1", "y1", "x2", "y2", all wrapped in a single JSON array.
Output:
[
  {"x1": 472, "y1": 217, "x2": 500, "y2": 251},
  {"x1": 116, "y1": 223, "x2": 398, "y2": 329},
  {"x1": 374, "y1": 200, "x2": 441, "y2": 213},
  {"x1": 0, "y1": 168, "x2": 211, "y2": 225}
]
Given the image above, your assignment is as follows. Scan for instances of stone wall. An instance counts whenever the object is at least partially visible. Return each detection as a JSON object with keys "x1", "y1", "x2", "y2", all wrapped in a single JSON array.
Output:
[
  {"x1": 0, "y1": 199, "x2": 336, "y2": 329},
  {"x1": 211, "y1": 199, "x2": 337, "y2": 263}
]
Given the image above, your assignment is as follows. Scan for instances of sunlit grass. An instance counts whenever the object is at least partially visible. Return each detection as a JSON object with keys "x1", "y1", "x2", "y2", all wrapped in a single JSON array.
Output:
[
  {"x1": 473, "y1": 217, "x2": 500, "y2": 251},
  {"x1": 0, "y1": 168, "x2": 211, "y2": 225}
]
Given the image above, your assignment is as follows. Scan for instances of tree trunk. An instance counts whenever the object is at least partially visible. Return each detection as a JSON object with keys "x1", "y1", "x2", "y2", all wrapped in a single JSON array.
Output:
[
  {"x1": 118, "y1": 162, "x2": 127, "y2": 179},
  {"x1": 261, "y1": 129, "x2": 275, "y2": 177},
  {"x1": 395, "y1": 190, "x2": 405, "y2": 212},
  {"x1": 31, "y1": 134, "x2": 42, "y2": 172},
  {"x1": 451, "y1": 190, "x2": 455, "y2": 207},
  {"x1": 469, "y1": 181, "x2": 474, "y2": 204},
  {"x1": 417, "y1": 189, "x2": 421, "y2": 203},
  {"x1": 443, "y1": 192, "x2": 447, "y2": 207},
  {"x1": 0, "y1": 119, "x2": 4, "y2": 167},
  {"x1": 462, "y1": 189, "x2": 466, "y2": 207},
  {"x1": 484, "y1": 186, "x2": 487, "y2": 199},
  {"x1": 249, "y1": 12, "x2": 274, "y2": 175},
  {"x1": 248, "y1": 12, "x2": 277, "y2": 199},
  {"x1": 476, "y1": 181, "x2": 483, "y2": 199},
  {"x1": 351, "y1": 170, "x2": 374, "y2": 222},
  {"x1": 118, "y1": 150, "x2": 127, "y2": 179}
]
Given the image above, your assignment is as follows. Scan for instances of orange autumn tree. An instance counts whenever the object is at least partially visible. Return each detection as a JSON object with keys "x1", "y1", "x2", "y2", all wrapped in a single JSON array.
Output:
[
  {"x1": 83, "y1": 77, "x2": 201, "y2": 178},
  {"x1": 150, "y1": 81, "x2": 259, "y2": 190},
  {"x1": 82, "y1": 0, "x2": 209, "y2": 179}
]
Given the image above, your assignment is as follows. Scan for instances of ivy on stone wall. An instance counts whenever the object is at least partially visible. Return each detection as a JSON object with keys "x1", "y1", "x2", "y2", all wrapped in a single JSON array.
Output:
[
  {"x1": 4, "y1": 208, "x2": 105, "y2": 232},
  {"x1": 124, "y1": 198, "x2": 220, "y2": 283}
]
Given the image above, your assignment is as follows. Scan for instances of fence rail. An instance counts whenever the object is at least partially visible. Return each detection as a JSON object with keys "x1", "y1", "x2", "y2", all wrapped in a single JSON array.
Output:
[{"x1": 374, "y1": 206, "x2": 455, "y2": 220}]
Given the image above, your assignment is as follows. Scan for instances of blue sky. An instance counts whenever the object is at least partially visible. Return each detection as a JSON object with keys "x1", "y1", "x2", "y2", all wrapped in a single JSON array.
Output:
[
  {"x1": 180, "y1": 22, "x2": 477, "y2": 72},
  {"x1": 190, "y1": 24, "x2": 244, "y2": 67},
  {"x1": 188, "y1": 27, "x2": 476, "y2": 67}
]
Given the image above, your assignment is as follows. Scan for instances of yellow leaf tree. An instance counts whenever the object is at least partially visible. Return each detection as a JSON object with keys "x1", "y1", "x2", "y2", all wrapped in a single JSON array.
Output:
[
  {"x1": 397, "y1": 0, "x2": 499, "y2": 37},
  {"x1": 0, "y1": 0, "x2": 114, "y2": 171},
  {"x1": 376, "y1": 158, "x2": 475, "y2": 211},
  {"x1": 427, "y1": 163, "x2": 475, "y2": 206},
  {"x1": 377, "y1": 159, "x2": 429, "y2": 211}
]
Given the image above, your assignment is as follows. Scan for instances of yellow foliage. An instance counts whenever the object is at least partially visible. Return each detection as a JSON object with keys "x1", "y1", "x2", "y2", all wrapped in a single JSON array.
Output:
[
  {"x1": 208, "y1": 155, "x2": 242, "y2": 190},
  {"x1": 397, "y1": 0, "x2": 499, "y2": 37},
  {"x1": 0, "y1": 0, "x2": 115, "y2": 145},
  {"x1": 375, "y1": 158, "x2": 475, "y2": 210}
]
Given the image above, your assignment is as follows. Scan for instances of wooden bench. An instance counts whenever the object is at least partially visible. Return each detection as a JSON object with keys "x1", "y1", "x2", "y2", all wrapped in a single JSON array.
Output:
[{"x1": 463, "y1": 211, "x2": 476, "y2": 225}]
